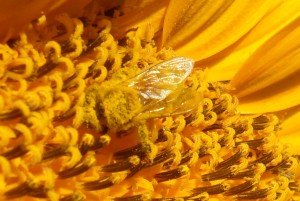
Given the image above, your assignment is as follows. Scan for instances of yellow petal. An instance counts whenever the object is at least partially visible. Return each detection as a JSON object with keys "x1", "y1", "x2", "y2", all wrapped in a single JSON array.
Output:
[
  {"x1": 205, "y1": 0, "x2": 300, "y2": 82},
  {"x1": 163, "y1": 0, "x2": 276, "y2": 61},
  {"x1": 0, "y1": 0, "x2": 54, "y2": 41},
  {"x1": 0, "y1": 0, "x2": 91, "y2": 42},
  {"x1": 46, "y1": 0, "x2": 92, "y2": 18},
  {"x1": 228, "y1": 0, "x2": 300, "y2": 51},
  {"x1": 277, "y1": 106, "x2": 300, "y2": 155},
  {"x1": 121, "y1": 0, "x2": 160, "y2": 14},
  {"x1": 231, "y1": 17, "x2": 300, "y2": 97},
  {"x1": 111, "y1": 0, "x2": 168, "y2": 41},
  {"x1": 205, "y1": 42, "x2": 261, "y2": 82},
  {"x1": 237, "y1": 71, "x2": 300, "y2": 113},
  {"x1": 162, "y1": 0, "x2": 228, "y2": 46}
]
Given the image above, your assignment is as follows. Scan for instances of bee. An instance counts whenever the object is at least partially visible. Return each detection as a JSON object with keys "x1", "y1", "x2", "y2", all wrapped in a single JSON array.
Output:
[{"x1": 75, "y1": 57, "x2": 200, "y2": 158}]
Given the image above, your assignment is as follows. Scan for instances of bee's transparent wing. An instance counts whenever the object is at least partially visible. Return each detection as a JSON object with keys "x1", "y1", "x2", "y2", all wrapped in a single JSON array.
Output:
[
  {"x1": 161, "y1": 87, "x2": 202, "y2": 116},
  {"x1": 125, "y1": 57, "x2": 198, "y2": 118},
  {"x1": 127, "y1": 57, "x2": 194, "y2": 103}
]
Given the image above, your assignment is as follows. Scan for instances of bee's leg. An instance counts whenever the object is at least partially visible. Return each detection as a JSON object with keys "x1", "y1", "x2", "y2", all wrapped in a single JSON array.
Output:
[
  {"x1": 137, "y1": 123, "x2": 157, "y2": 163},
  {"x1": 73, "y1": 86, "x2": 102, "y2": 131}
]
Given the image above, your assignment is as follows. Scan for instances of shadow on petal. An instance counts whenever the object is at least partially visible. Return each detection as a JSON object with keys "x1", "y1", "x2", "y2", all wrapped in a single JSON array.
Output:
[{"x1": 237, "y1": 71, "x2": 300, "y2": 113}]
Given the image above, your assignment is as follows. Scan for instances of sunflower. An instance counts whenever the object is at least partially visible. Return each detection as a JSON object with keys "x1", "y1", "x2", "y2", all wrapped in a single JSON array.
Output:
[{"x1": 0, "y1": 0, "x2": 299, "y2": 201}]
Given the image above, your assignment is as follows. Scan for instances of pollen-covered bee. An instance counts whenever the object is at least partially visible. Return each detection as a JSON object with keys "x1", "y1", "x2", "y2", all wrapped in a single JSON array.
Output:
[{"x1": 75, "y1": 57, "x2": 200, "y2": 157}]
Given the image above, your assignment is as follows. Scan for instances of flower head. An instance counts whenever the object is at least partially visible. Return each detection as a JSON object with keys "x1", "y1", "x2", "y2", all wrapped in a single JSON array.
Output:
[{"x1": 0, "y1": 0, "x2": 299, "y2": 201}]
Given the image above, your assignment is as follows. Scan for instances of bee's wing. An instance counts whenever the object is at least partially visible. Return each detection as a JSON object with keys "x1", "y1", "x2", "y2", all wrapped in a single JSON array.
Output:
[
  {"x1": 124, "y1": 57, "x2": 199, "y2": 118},
  {"x1": 126, "y1": 57, "x2": 194, "y2": 105},
  {"x1": 142, "y1": 87, "x2": 202, "y2": 119},
  {"x1": 161, "y1": 87, "x2": 202, "y2": 116}
]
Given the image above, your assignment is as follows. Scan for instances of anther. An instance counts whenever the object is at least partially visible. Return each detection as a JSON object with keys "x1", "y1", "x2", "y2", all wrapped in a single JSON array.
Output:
[
  {"x1": 147, "y1": 150, "x2": 174, "y2": 167},
  {"x1": 42, "y1": 144, "x2": 69, "y2": 160},
  {"x1": 224, "y1": 178, "x2": 259, "y2": 195},
  {"x1": 126, "y1": 162, "x2": 145, "y2": 178},
  {"x1": 252, "y1": 115, "x2": 279, "y2": 131},
  {"x1": 79, "y1": 134, "x2": 110, "y2": 155},
  {"x1": 83, "y1": 174, "x2": 125, "y2": 191},
  {"x1": 5, "y1": 181, "x2": 48, "y2": 199},
  {"x1": 0, "y1": 109, "x2": 22, "y2": 120},
  {"x1": 59, "y1": 192, "x2": 85, "y2": 201},
  {"x1": 1, "y1": 144, "x2": 28, "y2": 159},
  {"x1": 228, "y1": 163, "x2": 265, "y2": 179},
  {"x1": 252, "y1": 152, "x2": 275, "y2": 165},
  {"x1": 113, "y1": 193, "x2": 152, "y2": 201},
  {"x1": 101, "y1": 155, "x2": 140, "y2": 172},
  {"x1": 155, "y1": 165, "x2": 189, "y2": 182},
  {"x1": 235, "y1": 188, "x2": 270, "y2": 199},
  {"x1": 235, "y1": 138, "x2": 265, "y2": 148},
  {"x1": 114, "y1": 143, "x2": 147, "y2": 160},
  {"x1": 267, "y1": 157, "x2": 292, "y2": 172},
  {"x1": 191, "y1": 183, "x2": 230, "y2": 195},
  {"x1": 202, "y1": 165, "x2": 240, "y2": 181},
  {"x1": 36, "y1": 61, "x2": 57, "y2": 78},
  {"x1": 60, "y1": 40, "x2": 75, "y2": 54},
  {"x1": 58, "y1": 157, "x2": 94, "y2": 179},
  {"x1": 4, "y1": 182, "x2": 31, "y2": 199},
  {"x1": 216, "y1": 144, "x2": 249, "y2": 170}
]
